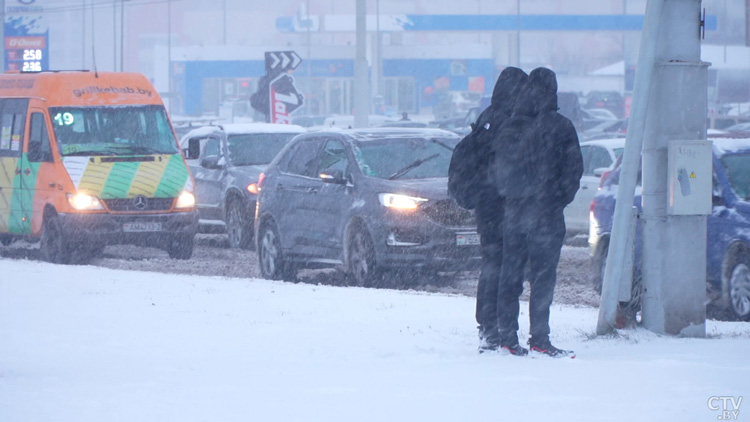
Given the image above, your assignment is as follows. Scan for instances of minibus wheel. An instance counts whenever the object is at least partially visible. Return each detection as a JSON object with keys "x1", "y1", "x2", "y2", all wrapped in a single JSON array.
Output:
[
  {"x1": 168, "y1": 234, "x2": 194, "y2": 260},
  {"x1": 40, "y1": 213, "x2": 71, "y2": 264}
]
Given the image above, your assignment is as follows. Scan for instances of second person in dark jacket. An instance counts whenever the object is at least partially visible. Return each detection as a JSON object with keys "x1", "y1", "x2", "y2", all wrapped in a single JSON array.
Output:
[{"x1": 490, "y1": 67, "x2": 583, "y2": 357}]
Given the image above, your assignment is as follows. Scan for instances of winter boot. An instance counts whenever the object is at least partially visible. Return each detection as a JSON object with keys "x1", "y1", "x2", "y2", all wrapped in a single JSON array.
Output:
[
  {"x1": 500, "y1": 343, "x2": 529, "y2": 356},
  {"x1": 528, "y1": 338, "x2": 575, "y2": 358},
  {"x1": 478, "y1": 326, "x2": 500, "y2": 353},
  {"x1": 497, "y1": 330, "x2": 528, "y2": 356}
]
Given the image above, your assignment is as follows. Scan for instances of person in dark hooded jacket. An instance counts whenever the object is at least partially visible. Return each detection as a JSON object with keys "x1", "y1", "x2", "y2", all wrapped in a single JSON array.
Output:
[
  {"x1": 490, "y1": 67, "x2": 583, "y2": 357},
  {"x1": 447, "y1": 67, "x2": 528, "y2": 351}
]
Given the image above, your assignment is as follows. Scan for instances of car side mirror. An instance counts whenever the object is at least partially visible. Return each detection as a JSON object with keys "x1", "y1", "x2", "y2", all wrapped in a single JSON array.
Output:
[
  {"x1": 320, "y1": 169, "x2": 348, "y2": 185},
  {"x1": 187, "y1": 138, "x2": 201, "y2": 160},
  {"x1": 200, "y1": 155, "x2": 224, "y2": 170},
  {"x1": 593, "y1": 167, "x2": 608, "y2": 177}
]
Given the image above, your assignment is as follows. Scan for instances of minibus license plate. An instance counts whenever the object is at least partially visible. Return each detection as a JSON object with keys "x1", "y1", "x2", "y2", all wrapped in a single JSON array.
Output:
[
  {"x1": 456, "y1": 232, "x2": 480, "y2": 246},
  {"x1": 123, "y1": 222, "x2": 162, "y2": 232}
]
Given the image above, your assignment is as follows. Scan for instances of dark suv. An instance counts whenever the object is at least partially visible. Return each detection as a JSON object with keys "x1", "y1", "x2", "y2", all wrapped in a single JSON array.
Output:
[
  {"x1": 254, "y1": 128, "x2": 481, "y2": 285},
  {"x1": 181, "y1": 123, "x2": 305, "y2": 248}
]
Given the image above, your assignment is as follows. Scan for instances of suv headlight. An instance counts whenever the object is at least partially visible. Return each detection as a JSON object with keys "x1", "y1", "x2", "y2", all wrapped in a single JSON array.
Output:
[
  {"x1": 175, "y1": 191, "x2": 196, "y2": 209},
  {"x1": 378, "y1": 193, "x2": 428, "y2": 211},
  {"x1": 67, "y1": 193, "x2": 104, "y2": 211}
]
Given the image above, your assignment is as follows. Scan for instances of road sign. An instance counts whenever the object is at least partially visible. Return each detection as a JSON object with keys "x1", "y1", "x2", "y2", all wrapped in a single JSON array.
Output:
[
  {"x1": 264, "y1": 51, "x2": 302, "y2": 75},
  {"x1": 269, "y1": 74, "x2": 304, "y2": 124}
]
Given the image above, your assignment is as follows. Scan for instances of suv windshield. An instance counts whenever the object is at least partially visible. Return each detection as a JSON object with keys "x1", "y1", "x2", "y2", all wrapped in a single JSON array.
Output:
[
  {"x1": 355, "y1": 137, "x2": 456, "y2": 180},
  {"x1": 50, "y1": 105, "x2": 178, "y2": 156},
  {"x1": 721, "y1": 153, "x2": 750, "y2": 199},
  {"x1": 227, "y1": 133, "x2": 299, "y2": 166}
]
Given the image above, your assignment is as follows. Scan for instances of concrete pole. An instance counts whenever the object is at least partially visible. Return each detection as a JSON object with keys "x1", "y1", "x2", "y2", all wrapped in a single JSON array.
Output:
[
  {"x1": 597, "y1": 0, "x2": 664, "y2": 335},
  {"x1": 120, "y1": 0, "x2": 125, "y2": 71},
  {"x1": 167, "y1": 0, "x2": 172, "y2": 115},
  {"x1": 353, "y1": 0, "x2": 369, "y2": 128},
  {"x1": 640, "y1": 0, "x2": 708, "y2": 337},
  {"x1": 1, "y1": 0, "x2": 5, "y2": 72},
  {"x1": 82, "y1": 0, "x2": 87, "y2": 69}
]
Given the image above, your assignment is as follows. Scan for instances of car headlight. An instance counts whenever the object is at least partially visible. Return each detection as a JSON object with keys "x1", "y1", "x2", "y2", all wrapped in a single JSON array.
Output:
[
  {"x1": 66, "y1": 193, "x2": 104, "y2": 211},
  {"x1": 175, "y1": 191, "x2": 196, "y2": 209},
  {"x1": 378, "y1": 193, "x2": 428, "y2": 211},
  {"x1": 247, "y1": 182, "x2": 259, "y2": 195}
]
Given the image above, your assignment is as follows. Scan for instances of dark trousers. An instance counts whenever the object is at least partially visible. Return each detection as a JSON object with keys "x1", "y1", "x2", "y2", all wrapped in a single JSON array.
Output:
[
  {"x1": 496, "y1": 198, "x2": 565, "y2": 344},
  {"x1": 475, "y1": 227, "x2": 503, "y2": 333},
  {"x1": 473, "y1": 198, "x2": 504, "y2": 339}
]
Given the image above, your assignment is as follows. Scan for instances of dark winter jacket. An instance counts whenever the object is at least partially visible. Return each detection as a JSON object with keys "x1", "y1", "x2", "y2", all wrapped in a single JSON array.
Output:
[
  {"x1": 448, "y1": 67, "x2": 527, "y2": 231},
  {"x1": 529, "y1": 68, "x2": 584, "y2": 210},
  {"x1": 489, "y1": 77, "x2": 541, "y2": 199}
]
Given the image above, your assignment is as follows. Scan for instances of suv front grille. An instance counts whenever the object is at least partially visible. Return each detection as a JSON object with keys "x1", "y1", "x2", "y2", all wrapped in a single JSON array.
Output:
[
  {"x1": 102, "y1": 197, "x2": 175, "y2": 212},
  {"x1": 420, "y1": 199, "x2": 476, "y2": 227}
]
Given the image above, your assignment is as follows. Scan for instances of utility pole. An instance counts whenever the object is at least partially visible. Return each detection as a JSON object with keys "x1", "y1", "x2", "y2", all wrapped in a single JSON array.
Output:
[
  {"x1": 167, "y1": 0, "x2": 172, "y2": 115},
  {"x1": 640, "y1": 0, "x2": 708, "y2": 337},
  {"x1": 82, "y1": 0, "x2": 86, "y2": 69},
  {"x1": 113, "y1": 1, "x2": 117, "y2": 70},
  {"x1": 353, "y1": 0, "x2": 368, "y2": 128},
  {"x1": 120, "y1": 0, "x2": 125, "y2": 71},
  {"x1": 598, "y1": 0, "x2": 663, "y2": 336},
  {"x1": 598, "y1": 0, "x2": 709, "y2": 337},
  {"x1": 1, "y1": 0, "x2": 5, "y2": 72},
  {"x1": 516, "y1": 0, "x2": 521, "y2": 67}
]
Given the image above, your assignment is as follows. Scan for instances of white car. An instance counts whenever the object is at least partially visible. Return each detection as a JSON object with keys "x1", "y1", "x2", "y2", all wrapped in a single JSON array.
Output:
[
  {"x1": 564, "y1": 137, "x2": 626, "y2": 234},
  {"x1": 583, "y1": 108, "x2": 619, "y2": 121}
]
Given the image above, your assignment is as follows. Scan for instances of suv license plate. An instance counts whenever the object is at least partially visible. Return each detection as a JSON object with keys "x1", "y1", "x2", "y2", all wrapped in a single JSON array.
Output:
[
  {"x1": 456, "y1": 232, "x2": 480, "y2": 246},
  {"x1": 123, "y1": 222, "x2": 162, "y2": 233}
]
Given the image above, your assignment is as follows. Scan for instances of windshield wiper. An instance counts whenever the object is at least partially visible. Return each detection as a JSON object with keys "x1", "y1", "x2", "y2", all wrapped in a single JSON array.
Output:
[
  {"x1": 114, "y1": 145, "x2": 176, "y2": 155},
  {"x1": 430, "y1": 138, "x2": 455, "y2": 151},
  {"x1": 63, "y1": 149, "x2": 123, "y2": 157},
  {"x1": 388, "y1": 153, "x2": 440, "y2": 180}
]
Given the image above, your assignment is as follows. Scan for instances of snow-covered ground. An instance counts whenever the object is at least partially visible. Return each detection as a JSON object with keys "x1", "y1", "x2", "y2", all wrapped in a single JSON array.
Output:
[{"x1": 1, "y1": 258, "x2": 748, "y2": 422}]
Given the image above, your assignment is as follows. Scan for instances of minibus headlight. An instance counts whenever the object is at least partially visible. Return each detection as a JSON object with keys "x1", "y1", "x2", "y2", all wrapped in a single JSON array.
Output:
[
  {"x1": 67, "y1": 193, "x2": 104, "y2": 211},
  {"x1": 175, "y1": 191, "x2": 196, "y2": 209}
]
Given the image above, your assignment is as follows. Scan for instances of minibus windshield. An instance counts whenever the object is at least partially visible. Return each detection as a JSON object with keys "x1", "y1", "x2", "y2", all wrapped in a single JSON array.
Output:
[{"x1": 49, "y1": 105, "x2": 178, "y2": 156}]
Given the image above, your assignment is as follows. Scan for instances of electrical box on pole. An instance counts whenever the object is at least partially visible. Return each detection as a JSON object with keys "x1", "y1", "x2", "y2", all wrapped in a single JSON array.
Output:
[{"x1": 668, "y1": 140, "x2": 712, "y2": 216}]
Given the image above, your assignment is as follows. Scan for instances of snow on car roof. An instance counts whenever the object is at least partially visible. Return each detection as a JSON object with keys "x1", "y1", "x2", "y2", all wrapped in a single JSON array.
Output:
[
  {"x1": 580, "y1": 137, "x2": 627, "y2": 148},
  {"x1": 347, "y1": 127, "x2": 460, "y2": 141},
  {"x1": 179, "y1": 125, "x2": 220, "y2": 141},
  {"x1": 220, "y1": 123, "x2": 306, "y2": 135},
  {"x1": 711, "y1": 136, "x2": 750, "y2": 155}
]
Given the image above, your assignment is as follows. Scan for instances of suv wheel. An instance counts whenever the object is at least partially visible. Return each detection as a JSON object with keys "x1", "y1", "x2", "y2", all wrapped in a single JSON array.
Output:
[
  {"x1": 347, "y1": 228, "x2": 380, "y2": 287},
  {"x1": 728, "y1": 254, "x2": 750, "y2": 321},
  {"x1": 258, "y1": 221, "x2": 295, "y2": 281},
  {"x1": 227, "y1": 199, "x2": 253, "y2": 250}
]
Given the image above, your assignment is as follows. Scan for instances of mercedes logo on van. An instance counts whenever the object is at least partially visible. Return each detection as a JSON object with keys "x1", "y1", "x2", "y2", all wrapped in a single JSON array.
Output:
[{"x1": 132, "y1": 195, "x2": 148, "y2": 210}]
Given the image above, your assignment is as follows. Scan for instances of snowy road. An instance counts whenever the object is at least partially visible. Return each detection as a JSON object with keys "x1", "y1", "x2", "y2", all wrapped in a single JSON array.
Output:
[{"x1": 0, "y1": 234, "x2": 601, "y2": 307}]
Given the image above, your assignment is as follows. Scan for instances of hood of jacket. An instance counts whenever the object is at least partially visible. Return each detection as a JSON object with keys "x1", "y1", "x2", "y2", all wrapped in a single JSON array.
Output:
[
  {"x1": 528, "y1": 67, "x2": 558, "y2": 114},
  {"x1": 489, "y1": 67, "x2": 528, "y2": 118}
]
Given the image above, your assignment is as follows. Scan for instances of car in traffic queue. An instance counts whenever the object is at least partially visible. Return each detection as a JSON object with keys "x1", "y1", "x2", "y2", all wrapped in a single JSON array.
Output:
[
  {"x1": 589, "y1": 135, "x2": 750, "y2": 320},
  {"x1": 180, "y1": 123, "x2": 306, "y2": 249},
  {"x1": 564, "y1": 137, "x2": 625, "y2": 234},
  {"x1": 254, "y1": 127, "x2": 481, "y2": 285}
]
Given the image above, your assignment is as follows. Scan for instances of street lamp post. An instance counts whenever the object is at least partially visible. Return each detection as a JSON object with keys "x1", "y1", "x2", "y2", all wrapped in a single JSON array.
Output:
[{"x1": 167, "y1": 0, "x2": 172, "y2": 114}]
